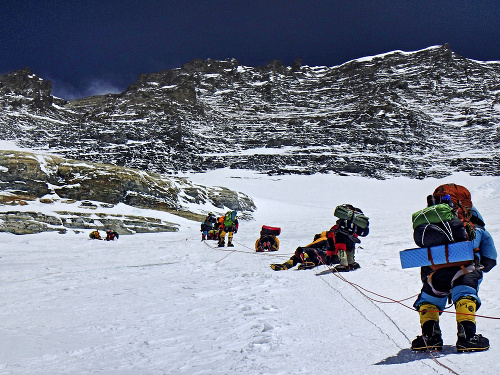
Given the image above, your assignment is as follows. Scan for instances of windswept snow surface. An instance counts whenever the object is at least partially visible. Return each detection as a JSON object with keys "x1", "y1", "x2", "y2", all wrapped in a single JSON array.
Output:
[{"x1": 2, "y1": 169, "x2": 500, "y2": 375}]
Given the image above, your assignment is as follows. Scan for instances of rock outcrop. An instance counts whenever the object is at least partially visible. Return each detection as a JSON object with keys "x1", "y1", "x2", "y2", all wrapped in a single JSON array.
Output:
[
  {"x1": 0, "y1": 210, "x2": 179, "y2": 235},
  {"x1": 0, "y1": 150, "x2": 255, "y2": 234}
]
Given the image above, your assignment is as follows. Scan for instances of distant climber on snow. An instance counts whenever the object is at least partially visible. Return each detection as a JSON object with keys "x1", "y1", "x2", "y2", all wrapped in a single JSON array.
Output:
[
  {"x1": 200, "y1": 212, "x2": 217, "y2": 241},
  {"x1": 105, "y1": 229, "x2": 119, "y2": 241},
  {"x1": 218, "y1": 210, "x2": 238, "y2": 247},
  {"x1": 89, "y1": 230, "x2": 102, "y2": 240},
  {"x1": 255, "y1": 225, "x2": 280, "y2": 252}
]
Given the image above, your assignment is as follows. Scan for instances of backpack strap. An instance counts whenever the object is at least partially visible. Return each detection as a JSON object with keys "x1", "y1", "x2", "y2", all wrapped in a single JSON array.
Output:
[
  {"x1": 428, "y1": 244, "x2": 477, "y2": 270},
  {"x1": 426, "y1": 271, "x2": 449, "y2": 297},
  {"x1": 427, "y1": 244, "x2": 449, "y2": 266}
]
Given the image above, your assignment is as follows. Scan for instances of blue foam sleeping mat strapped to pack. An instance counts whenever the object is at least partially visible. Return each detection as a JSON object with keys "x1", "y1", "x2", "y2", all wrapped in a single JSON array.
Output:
[{"x1": 399, "y1": 241, "x2": 474, "y2": 269}]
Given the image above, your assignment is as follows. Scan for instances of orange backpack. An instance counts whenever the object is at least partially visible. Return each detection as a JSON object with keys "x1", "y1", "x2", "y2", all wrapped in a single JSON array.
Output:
[{"x1": 432, "y1": 184, "x2": 475, "y2": 239}]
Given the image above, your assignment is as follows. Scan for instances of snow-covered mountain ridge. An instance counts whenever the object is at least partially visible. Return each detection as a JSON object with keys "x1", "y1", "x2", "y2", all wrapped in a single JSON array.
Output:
[{"x1": 1, "y1": 44, "x2": 499, "y2": 178}]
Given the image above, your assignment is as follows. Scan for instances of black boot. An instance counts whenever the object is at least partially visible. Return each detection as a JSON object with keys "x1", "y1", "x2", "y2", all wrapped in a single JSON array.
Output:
[
  {"x1": 349, "y1": 262, "x2": 360, "y2": 269},
  {"x1": 456, "y1": 321, "x2": 489, "y2": 352},
  {"x1": 411, "y1": 320, "x2": 443, "y2": 351},
  {"x1": 333, "y1": 264, "x2": 351, "y2": 272}
]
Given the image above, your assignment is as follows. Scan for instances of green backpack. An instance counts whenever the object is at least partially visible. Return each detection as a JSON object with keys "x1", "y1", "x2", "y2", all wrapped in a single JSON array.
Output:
[
  {"x1": 223, "y1": 210, "x2": 237, "y2": 226},
  {"x1": 412, "y1": 203, "x2": 454, "y2": 229},
  {"x1": 334, "y1": 204, "x2": 369, "y2": 229}
]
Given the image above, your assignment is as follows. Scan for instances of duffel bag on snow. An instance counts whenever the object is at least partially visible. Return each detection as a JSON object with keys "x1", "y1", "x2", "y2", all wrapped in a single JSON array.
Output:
[
  {"x1": 413, "y1": 218, "x2": 468, "y2": 248},
  {"x1": 260, "y1": 225, "x2": 281, "y2": 236},
  {"x1": 412, "y1": 203, "x2": 454, "y2": 229}
]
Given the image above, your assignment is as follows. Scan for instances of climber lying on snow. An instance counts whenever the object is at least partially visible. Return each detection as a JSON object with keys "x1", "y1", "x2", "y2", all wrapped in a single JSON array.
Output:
[{"x1": 271, "y1": 204, "x2": 369, "y2": 272}]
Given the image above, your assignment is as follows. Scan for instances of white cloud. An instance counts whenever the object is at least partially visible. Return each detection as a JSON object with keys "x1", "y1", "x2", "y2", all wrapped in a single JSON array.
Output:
[{"x1": 51, "y1": 78, "x2": 123, "y2": 100}]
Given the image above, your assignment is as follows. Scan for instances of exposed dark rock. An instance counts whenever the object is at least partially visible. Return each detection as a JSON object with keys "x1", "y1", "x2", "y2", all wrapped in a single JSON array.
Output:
[{"x1": 0, "y1": 45, "x2": 499, "y2": 179}]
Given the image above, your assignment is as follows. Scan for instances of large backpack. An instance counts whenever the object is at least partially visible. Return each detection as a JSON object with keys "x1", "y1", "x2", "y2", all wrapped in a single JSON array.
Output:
[
  {"x1": 411, "y1": 204, "x2": 454, "y2": 229},
  {"x1": 334, "y1": 204, "x2": 369, "y2": 229},
  {"x1": 223, "y1": 210, "x2": 237, "y2": 227},
  {"x1": 433, "y1": 184, "x2": 475, "y2": 240},
  {"x1": 411, "y1": 184, "x2": 476, "y2": 250},
  {"x1": 413, "y1": 218, "x2": 468, "y2": 248}
]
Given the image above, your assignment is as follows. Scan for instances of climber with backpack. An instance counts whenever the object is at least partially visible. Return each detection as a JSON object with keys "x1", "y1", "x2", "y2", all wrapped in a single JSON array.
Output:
[
  {"x1": 270, "y1": 204, "x2": 369, "y2": 271},
  {"x1": 89, "y1": 230, "x2": 102, "y2": 240},
  {"x1": 105, "y1": 229, "x2": 119, "y2": 241},
  {"x1": 218, "y1": 210, "x2": 238, "y2": 247},
  {"x1": 410, "y1": 184, "x2": 497, "y2": 353},
  {"x1": 327, "y1": 204, "x2": 370, "y2": 272},
  {"x1": 200, "y1": 212, "x2": 217, "y2": 241},
  {"x1": 255, "y1": 225, "x2": 280, "y2": 252}
]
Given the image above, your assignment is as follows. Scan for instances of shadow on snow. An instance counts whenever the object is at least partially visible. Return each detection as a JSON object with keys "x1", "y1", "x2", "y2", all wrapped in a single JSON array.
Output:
[{"x1": 374, "y1": 345, "x2": 457, "y2": 365}]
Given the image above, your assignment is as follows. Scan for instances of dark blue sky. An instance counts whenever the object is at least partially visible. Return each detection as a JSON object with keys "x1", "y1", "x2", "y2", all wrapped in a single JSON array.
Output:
[{"x1": 1, "y1": 0, "x2": 499, "y2": 99}]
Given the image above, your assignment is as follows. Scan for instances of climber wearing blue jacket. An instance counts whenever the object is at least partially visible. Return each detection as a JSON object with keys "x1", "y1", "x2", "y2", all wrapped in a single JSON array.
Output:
[
  {"x1": 411, "y1": 206, "x2": 497, "y2": 353},
  {"x1": 470, "y1": 207, "x2": 497, "y2": 272}
]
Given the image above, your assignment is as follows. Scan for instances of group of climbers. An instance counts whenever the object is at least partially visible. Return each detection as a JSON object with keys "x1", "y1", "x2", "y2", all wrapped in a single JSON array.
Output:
[
  {"x1": 201, "y1": 211, "x2": 239, "y2": 247},
  {"x1": 201, "y1": 204, "x2": 369, "y2": 273},
  {"x1": 199, "y1": 183, "x2": 497, "y2": 353},
  {"x1": 89, "y1": 229, "x2": 119, "y2": 241}
]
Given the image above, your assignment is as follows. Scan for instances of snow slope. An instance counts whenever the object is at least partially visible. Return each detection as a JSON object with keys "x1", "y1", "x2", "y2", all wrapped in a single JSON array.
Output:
[{"x1": 1, "y1": 169, "x2": 500, "y2": 374}]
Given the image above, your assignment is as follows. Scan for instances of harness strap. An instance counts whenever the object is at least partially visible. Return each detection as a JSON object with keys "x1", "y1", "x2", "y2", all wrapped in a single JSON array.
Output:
[
  {"x1": 427, "y1": 264, "x2": 476, "y2": 297},
  {"x1": 427, "y1": 271, "x2": 448, "y2": 297}
]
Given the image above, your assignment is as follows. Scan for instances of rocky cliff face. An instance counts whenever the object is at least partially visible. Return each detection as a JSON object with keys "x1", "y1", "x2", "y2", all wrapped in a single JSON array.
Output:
[
  {"x1": 1, "y1": 44, "x2": 499, "y2": 179},
  {"x1": 0, "y1": 150, "x2": 255, "y2": 234}
]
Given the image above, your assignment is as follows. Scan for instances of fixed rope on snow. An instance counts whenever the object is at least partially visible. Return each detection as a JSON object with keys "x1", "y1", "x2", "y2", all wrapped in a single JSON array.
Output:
[{"x1": 204, "y1": 238, "x2": 500, "y2": 321}]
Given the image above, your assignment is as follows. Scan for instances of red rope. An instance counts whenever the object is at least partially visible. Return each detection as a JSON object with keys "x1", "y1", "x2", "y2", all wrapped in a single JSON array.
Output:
[
  {"x1": 320, "y1": 260, "x2": 500, "y2": 321},
  {"x1": 207, "y1": 240, "x2": 500, "y2": 321},
  {"x1": 421, "y1": 336, "x2": 461, "y2": 375}
]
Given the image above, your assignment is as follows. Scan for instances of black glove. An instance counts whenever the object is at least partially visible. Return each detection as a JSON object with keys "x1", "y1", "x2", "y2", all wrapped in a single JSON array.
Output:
[{"x1": 325, "y1": 255, "x2": 332, "y2": 265}]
